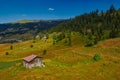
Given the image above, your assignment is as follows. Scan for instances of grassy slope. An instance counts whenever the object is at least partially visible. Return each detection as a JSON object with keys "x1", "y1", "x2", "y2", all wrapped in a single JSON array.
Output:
[{"x1": 0, "y1": 32, "x2": 120, "y2": 80}]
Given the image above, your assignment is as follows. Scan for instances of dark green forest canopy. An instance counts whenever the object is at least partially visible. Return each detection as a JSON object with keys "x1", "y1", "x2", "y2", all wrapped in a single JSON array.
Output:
[{"x1": 51, "y1": 5, "x2": 120, "y2": 39}]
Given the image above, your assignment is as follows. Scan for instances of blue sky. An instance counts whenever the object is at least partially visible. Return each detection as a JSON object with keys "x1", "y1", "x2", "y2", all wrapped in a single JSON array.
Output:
[{"x1": 0, "y1": 0, "x2": 120, "y2": 23}]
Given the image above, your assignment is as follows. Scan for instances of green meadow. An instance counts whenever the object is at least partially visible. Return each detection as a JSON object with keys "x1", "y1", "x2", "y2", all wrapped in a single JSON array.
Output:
[{"x1": 0, "y1": 33, "x2": 120, "y2": 80}]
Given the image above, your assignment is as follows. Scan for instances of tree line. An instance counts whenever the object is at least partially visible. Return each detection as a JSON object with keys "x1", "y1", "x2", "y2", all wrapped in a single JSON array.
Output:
[{"x1": 50, "y1": 5, "x2": 120, "y2": 46}]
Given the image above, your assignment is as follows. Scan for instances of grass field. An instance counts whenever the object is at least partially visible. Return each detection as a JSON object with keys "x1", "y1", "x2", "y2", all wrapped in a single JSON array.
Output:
[{"x1": 0, "y1": 33, "x2": 120, "y2": 80}]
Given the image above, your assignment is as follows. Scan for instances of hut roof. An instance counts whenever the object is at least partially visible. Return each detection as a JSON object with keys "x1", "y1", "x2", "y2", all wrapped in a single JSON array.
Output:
[{"x1": 23, "y1": 54, "x2": 42, "y2": 62}]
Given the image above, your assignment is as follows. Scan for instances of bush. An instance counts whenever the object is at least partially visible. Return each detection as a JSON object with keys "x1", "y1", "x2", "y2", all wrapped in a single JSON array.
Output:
[
  {"x1": 43, "y1": 50, "x2": 47, "y2": 55},
  {"x1": 85, "y1": 34, "x2": 97, "y2": 47},
  {"x1": 64, "y1": 38, "x2": 71, "y2": 46},
  {"x1": 93, "y1": 53, "x2": 102, "y2": 61},
  {"x1": 52, "y1": 32, "x2": 66, "y2": 45},
  {"x1": 5, "y1": 52, "x2": 9, "y2": 55},
  {"x1": 33, "y1": 40, "x2": 36, "y2": 43},
  {"x1": 30, "y1": 45, "x2": 33, "y2": 48},
  {"x1": 10, "y1": 45, "x2": 13, "y2": 50}
]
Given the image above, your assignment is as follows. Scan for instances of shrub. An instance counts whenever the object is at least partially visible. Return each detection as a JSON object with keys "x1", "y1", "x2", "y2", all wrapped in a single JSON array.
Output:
[
  {"x1": 85, "y1": 34, "x2": 98, "y2": 47},
  {"x1": 5, "y1": 52, "x2": 9, "y2": 55},
  {"x1": 64, "y1": 38, "x2": 71, "y2": 46},
  {"x1": 93, "y1": 53, "x2": 102, "y2": 61},
  {"x1": 52, "y1": 32, "x2": 57, "y2": 45},
  {"x1": 43, "y1": 50, "x2": 47, "y2": 55},
  {"x1": 30, "y1": 45, "x2": 33, "y2": 48},
  {"x1": 10, "y1": 45, "x2": 13, "y2": 50},
  {"x1": 52, "y1": 32, "x2": 65, "y2": 45},
  {"x1": 33, "y1": 40, "x2": 36, "y2": 43}
]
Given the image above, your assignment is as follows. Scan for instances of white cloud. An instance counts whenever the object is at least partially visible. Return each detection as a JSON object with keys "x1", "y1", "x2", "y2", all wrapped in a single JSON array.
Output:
[{"x1": 48, "y1": 8, "x2": 55, "y2": 11}]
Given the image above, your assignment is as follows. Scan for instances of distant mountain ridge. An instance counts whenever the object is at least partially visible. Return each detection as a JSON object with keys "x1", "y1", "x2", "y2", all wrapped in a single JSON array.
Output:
[
  {"x1": 0, "y1": 19, "x2": 66, "y2": 43},
  {"x1": 10, "y1": 19, "x2": 41, "y2": 24}
]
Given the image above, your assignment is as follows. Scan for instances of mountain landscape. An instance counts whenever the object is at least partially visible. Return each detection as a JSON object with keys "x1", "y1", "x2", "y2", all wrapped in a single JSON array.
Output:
[
  {"x1": 0, "y1": 0, "x2": 120, "y2": 80},
  {"x1": 0, "y1": 20, "x2": 65, "y2": 43}
]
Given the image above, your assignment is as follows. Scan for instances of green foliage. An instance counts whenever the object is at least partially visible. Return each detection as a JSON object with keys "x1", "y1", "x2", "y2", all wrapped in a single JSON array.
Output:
[
  {"x1": 85, "y1": 33, "x2": 97, "y2": 47},
  {"x1": 108, "y1": 5, "x2": 116, "y2": 14},
  {"x1": 42, "y1": 50, "x2": 47, "y2": 55},
  {"x1": 51, "y1": 5, "x2": 120, "y2": 42},
  {"x1": 65, "y1": 31, "x2": 71, "y2": 38},
  {"x1": 38, "y1": 32, "x2": 44, "y2": 39},
  {"x1": 64, "y1": 38, "x2": 71, "y2": 46},
  {"x1": 52, "y1": 32, "x2": 65, "y2": 45},
  {"x1": 109, "y1": 28, "x2": 119, "y2": 38},
  {"x1": 52, "y1": 31, "x2": 72, "y2": 46},
  {"x1": 10, "y1": 45, "x2": 13, "y2": 50},
  {"x1": 30, "y1": 45, "x2": 33, "y2": 48},
  {"x1": 93, "y1": 53, "x2": 102, "y2": 61},
  {"x1": 64, "y1": 31, "x2": 72, "y2": 46},
  {"x1": 5, "y1": 52, "x2": 9, "y2": 55},
  {"x1": 58, "y1": 32, "x2": 65, "y2": 41},
  {"x1": 52, "y1": 32, "x2": 57, "y2": 45}
]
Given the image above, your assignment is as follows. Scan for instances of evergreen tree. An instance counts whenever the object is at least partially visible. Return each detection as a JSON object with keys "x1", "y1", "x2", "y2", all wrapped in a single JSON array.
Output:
[
  {"x1": 10, "y1": 45, "x2": 13, "y2": 50},
  {"x1": 65, "y1": 31, "x2": 71, "y2": 46},
  {"x1": 52, "y1": 32, "x2": 57, "y2": 45},
  {"x1": 109, "y1": 5, "x2": 116, "y2": 14},
  {"x1": 85, "y1": 33, "x2": 97, "y2": 47}
]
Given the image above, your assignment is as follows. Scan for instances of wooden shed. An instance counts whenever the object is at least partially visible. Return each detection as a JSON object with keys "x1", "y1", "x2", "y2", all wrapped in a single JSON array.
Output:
[{"x1": 23, "y1": 54, "x2": 45, "y2": 68}]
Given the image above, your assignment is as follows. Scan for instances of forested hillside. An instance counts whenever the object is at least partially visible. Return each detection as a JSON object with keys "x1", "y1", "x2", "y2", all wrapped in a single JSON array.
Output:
[{"x1": 51, "y1": 5, "x2": 120, "y2": 45}]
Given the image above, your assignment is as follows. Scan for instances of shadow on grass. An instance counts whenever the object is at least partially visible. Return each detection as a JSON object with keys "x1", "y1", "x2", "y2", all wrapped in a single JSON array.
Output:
[{"x1": 0, "y1": 60, "x2": 21, "y2": 70}]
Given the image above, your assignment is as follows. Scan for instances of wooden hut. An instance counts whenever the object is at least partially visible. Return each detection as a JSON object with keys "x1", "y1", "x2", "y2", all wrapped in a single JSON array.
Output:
[{"x1": 23, "y1": 54, "x2": 45, "y2": 68}]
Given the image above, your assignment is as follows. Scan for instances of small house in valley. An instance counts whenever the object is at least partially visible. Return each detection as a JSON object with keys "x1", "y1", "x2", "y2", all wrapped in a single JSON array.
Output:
[{"x1": 23, "y1": 54, "x2": 45, "y2": 69}]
